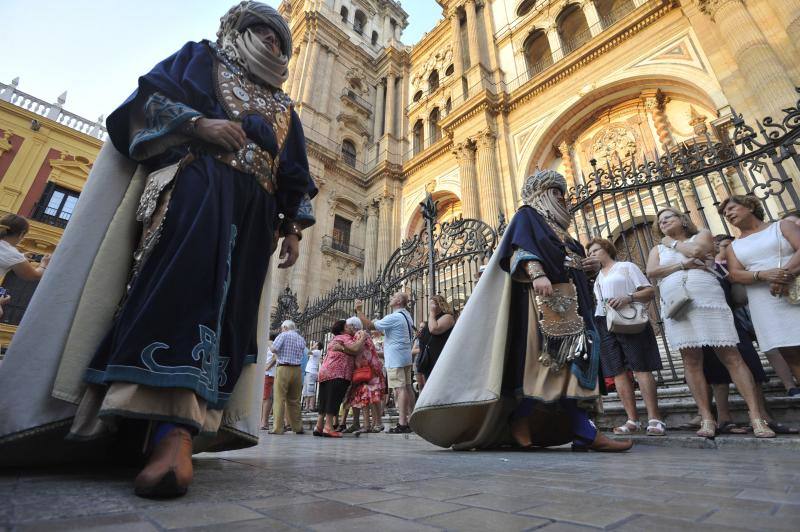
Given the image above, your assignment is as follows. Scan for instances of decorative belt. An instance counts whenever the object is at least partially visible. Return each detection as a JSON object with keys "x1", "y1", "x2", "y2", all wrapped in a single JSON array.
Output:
[
  {"x1": 278, "y1": 363, "x2": 301, "y2": 367},
  {"x1": 215, "y1": 142, "x2": 277, "y2": 195}
]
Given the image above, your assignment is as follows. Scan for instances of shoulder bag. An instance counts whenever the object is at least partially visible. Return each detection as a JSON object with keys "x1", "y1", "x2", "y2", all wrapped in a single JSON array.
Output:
[
  {"x1": 661, "y1": 270, "x2": 692, "y2": 320},
  {"x1": 778, "y1": 223, "x2": 800, "y2": 305},
  {"x1": 597, "y1": 272, "x2": 649, "y2": 334}
]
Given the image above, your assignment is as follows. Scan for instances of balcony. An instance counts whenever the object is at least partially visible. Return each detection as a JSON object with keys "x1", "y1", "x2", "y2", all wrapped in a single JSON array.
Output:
[
  {"x1": 341, "y1": 88, "x2": 373, "y2": 116},
  {"x1": 321, "y1": 235, "x2": 364, "y2": 263}
]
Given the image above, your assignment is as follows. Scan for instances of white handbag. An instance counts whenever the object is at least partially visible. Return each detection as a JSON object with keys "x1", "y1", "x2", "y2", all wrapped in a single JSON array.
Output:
[
  {"x1": 597, "y1": 274, "x2": 649, "y2": 334},
  {"x1": 661, "y1": 271, "x2": 692, "y2": 320}
]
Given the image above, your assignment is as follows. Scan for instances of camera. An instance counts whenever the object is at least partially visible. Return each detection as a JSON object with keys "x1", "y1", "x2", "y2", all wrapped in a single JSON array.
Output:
[
  {"x1": 0, "y1": 287, "x2": 8, "y2": 298},
  {"x1": 29, "y1": 253, "x2": 44, "y2": 262}
]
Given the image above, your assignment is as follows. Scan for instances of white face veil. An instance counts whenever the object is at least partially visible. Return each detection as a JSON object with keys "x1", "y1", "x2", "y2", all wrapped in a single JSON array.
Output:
[{"x1": 520, "y1": 170, "x2": 571, "y2": 229}]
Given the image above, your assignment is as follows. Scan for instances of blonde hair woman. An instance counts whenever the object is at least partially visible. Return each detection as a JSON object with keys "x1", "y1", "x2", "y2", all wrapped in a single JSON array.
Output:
[
  {"x1": 646, "y1": 207, "x2": 773, "y2": 438},
  {"x1": 416, "y1": 295, "x2": 456, "y2": 389}
]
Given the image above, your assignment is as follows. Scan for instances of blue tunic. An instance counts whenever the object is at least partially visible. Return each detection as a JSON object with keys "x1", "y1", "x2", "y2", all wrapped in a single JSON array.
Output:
[{"x1": 85, "y1": 41, "x2": 316, "y2": 416}]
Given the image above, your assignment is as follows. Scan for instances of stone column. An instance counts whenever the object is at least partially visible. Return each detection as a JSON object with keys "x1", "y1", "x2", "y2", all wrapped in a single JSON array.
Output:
[
  {"x1": 558, "y1": 140, "x2": 578, "y2": 190},
  {"x1": 384, "y1": 72, "x2": 397, "y2": 138},
  {"x1": 376, "y1": 191, "x2": 394, "y2": 266},
  {"x1": 284, "y1": 44, "x2": 301, "y2": 96},
  {"x1": 383, "y1": 15, "x2": 392, "y2": 43},
  {"x1": 643, "y1": 89, "x2": 677, "y2": 152},
  {"x1": 363, "y1": 203, "x2": 379, "y2": 277},
  {"x1": 373, "y1": 80, "x2": 385, "y2": 141},
  {"x1": 699, "y1": 0, "x2": 796, "y2": 117},
  {"x1": 546, "y1": 24, "x2": 564, "y2": 62},
  {"x1": 317, "y1": 48, "x2": 337, "y2": 115},
  {"x1": 305, "y1": 186, "x2": 334, "y2": 301},
  {"x1": 581, "y1": 0, "x2": 602, "y2": 35},
  {"x1": 288, "y1": 39, "x2": 309, "y2": 101},
  {"x1": 453, "y1": 140, "x2": 480, "y2": 219},
  {"x1": 290, "y1": 223, "x2": 315, "y2": 304},
  {"x1": 679, "y1": 181, "x2": 704, "y2": 229},
  {"x1": 475, "y1": 130, "x2": 503, "y2": 226},
  {"x1": 756, "y1": 0, "x2": 800, "y2": 50},
  {"x1": 480, "y1": 0, "x2": 500, "y2": 79},
  {"x1": 450, "y1": 12, "x2": 464, "y2": 78},
  {"x1": 465, "y1": 0, "x2": 482, "y2": 69},
  {"x1": 301, "y1": 40, "x2": 320, "y2": 107}
]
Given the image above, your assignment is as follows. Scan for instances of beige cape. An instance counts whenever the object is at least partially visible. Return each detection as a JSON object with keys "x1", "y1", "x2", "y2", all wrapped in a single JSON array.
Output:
[{"x1": 0, "y1": 143, "x2": 271, "y2": 466}]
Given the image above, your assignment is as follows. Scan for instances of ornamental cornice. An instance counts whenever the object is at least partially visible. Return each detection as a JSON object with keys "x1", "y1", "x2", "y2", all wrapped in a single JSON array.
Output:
[
  {"x1": 451, "y1": 139, "x2": 477, "y2": 163},
  {"x1": 402, "y1": 137, "x2": 453, "y2": 177},
  {"x1": 507, "y1": 1, "x2": 673, "y2": 112}
]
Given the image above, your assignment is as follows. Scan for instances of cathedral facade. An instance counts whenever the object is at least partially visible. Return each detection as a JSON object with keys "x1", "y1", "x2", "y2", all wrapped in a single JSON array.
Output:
[{"x1": 276, "y1": 0, "x2": 800, "y2": 305}]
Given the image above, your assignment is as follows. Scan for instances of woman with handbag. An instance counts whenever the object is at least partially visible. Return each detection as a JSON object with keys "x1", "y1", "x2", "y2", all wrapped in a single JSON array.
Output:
[
  {"x1": 587, "y1": 238, "x2": 665, "y2": 436},
  {"x1": 721, "y1": 195, "x2": 800, "y2": 390},
  {"x1": 416, "y1": 295, "x2": 456, "y2": 391},
  {"x1": 646, "y1": 207, "x2": 772, "y2": 438},
  {"x1": 345, "y1": 317, "x2": 385, "y2": 434}
]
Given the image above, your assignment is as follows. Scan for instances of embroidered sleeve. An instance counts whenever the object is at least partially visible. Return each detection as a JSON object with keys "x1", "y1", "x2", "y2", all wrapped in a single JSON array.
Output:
[
  {"x1": 510, "y1": 248, "x2": 542, "y2": 283},
  {"x1": 129, "y1": 92, "x2": 202, "y2": 161}
]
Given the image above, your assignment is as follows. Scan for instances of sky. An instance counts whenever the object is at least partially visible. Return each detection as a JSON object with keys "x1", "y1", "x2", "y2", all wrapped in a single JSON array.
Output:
[{"x1": 0, "y1": 1, "x2": 443, "y2": 122}]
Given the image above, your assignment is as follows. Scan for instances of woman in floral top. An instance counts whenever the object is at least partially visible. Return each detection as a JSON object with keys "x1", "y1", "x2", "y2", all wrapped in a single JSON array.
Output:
[
  {"x1": 346, "y1": 318, "x2": 386, "y2": 433},
  {"x1": 314, "y1": 319, "x2": 367, "y2": 437}
]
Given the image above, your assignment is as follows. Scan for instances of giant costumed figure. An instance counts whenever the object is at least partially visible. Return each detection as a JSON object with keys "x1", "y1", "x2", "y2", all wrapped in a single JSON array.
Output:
[
  {"x1": 410, "y1": 170, "x2": 632, "y2": 453},
  {"x1": 0, "y1": 2, "x2": 316, "y2": 498}
]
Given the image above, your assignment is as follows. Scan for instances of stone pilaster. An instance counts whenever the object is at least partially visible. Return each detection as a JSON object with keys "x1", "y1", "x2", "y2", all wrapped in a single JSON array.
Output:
[
  {"x1": 363, "y1": 203, "x2": 379, "y2": 277},
  {"x1": 453, "y1": 140, "x2": 479, "y2": 219},
  {"x1": 373, "y1": 80, "x2": 385, "y2": 142},
  {"x1": 465, "y1": 0, "x2": 482, "y2": 69},
  {"x1": 698, "y1": 0, "x2": 796, "y2": 116},
  {"x1": 316, "y1": 47, "x2": 337, "y2": 115},
  {"x1": 300, "y1": 40, "x2": 320, "y2": 107},
  {"x1": 546, "y1": 24, "x2": 563, "y2": 62},
  {"x1": 450, "y1": 12, "x2": 464, "y2": 79},
  {"x1": 284, "y1": 44, "x2": 301, "y2": 97},
  {"x1": 475, "y1": 130, "x2": 503, "y2": 226},
  {"x1": 384, "y1": 72, "x2": 397, "y2": 139},
  {"x1": 288, "y1": 39, "x2": 309, "y2": 101},
  {"x1": 305, "y1": 186, "x2": 334, "y2": 301},
  {"x1": 376, "y1": 189, "x2": 395, "y2": 266},
  {"x1": 581, "y1": 0, "x2": 602, "y2": 36}
]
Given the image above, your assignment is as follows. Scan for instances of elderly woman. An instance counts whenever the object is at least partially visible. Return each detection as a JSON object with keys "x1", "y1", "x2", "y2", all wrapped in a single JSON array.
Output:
[
  {"x1": 0, "y1": 2, "x2": 316, "y2": 499},
  {"x1": 587, "y1": 238, "x2": 664, "y2": 436},
  {"x1": 720, "y1": 195, "x2": 800, "y2": 389},
  {"x1": 314, "y1": 320, "x2": 367, "y2": 438},
  {"x1": 411, "y1": 170, "x2": 630, "y2": 452},
  {"x1": 345, "y1": 317, "x2": 385, "y2": 433},
  {"x1": 646, "y1": 207, "x2": 772, "y2": 438}
]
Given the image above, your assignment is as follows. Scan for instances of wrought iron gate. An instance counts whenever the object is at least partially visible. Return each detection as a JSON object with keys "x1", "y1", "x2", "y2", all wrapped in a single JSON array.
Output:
[{"x1": 567, "y1": 89, "x2": 800, "y2": 383}]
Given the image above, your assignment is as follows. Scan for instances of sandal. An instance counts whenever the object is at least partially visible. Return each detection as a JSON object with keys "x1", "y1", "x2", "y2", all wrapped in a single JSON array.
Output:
[
  {"x1": 613, "y1": 420, "x2": 642, "y2": 435},
  {"x1": 646, "y1": 419, "x2": 666, "y2": 436},
  {"x1": 717, "y1": 421, "x2": 748, "y2": 435},
  {"x1": 371, "y1": 425, "x2": 384, "y2": 433},
  {"x1": 343, "y1": 424, "x2": 360, "y2": 434},
  {"x1": 322, "y1": 429, "x2": 342, "y2": 438},
  {"x1": 696, "y1": 419, "x2": 716, "y2": 438},
  {"x1": 752, "y1": 419, "x2": 776, "y2": 438},
  {"x1": 767, "y1": 421, "x2": 799, "y2": 434}
]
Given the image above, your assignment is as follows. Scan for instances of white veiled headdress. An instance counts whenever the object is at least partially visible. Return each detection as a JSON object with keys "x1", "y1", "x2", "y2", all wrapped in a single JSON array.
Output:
[{"x1": 520, "y1": 169, "x2": 572, "y2": 229}]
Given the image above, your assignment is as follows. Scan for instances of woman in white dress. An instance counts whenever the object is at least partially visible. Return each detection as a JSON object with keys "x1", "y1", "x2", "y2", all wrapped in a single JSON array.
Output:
[
  {"x1": 721, "y1": 195, "x2": 800, "y2": 385},
  {"x1": 646, "y1": 207, "x2": 773, "y2": 438},
  {"x1": 302, "y1": 341, "x2": 322, "y2": 411}
]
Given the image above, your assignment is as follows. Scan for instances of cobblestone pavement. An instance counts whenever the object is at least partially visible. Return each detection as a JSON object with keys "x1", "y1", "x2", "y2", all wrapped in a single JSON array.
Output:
[{"x1": 2, "y1": 432, "x2": 799, "y2": 531}]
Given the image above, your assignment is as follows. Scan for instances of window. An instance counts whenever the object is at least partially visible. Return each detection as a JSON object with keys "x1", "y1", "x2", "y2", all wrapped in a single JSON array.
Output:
[
  {"x1": 523, "y1": 29, "x2": 552, "y2": 78},
  {"x1": 595, "y1": 0, "x2": 635, "y2": 29},
  {"x1": 412, "y1": 120, "x2": 424, "y2": 155},
  {"x1": 0, "y1": 271, "x2": 39, "y2": 326},
  {"x1": 429, "y1": 108, "x2": 441, "y2": 144},
  {"x1": 354, "y1": 10, "x2": 366, "y2": 35},
  {"x1": 428, "y1": 70, "x2": 440, "y2": 92},
  {"x1": 558, "y1": 4, "x2": 591, "y2": 55},
  {"x1": 371, "y1": 31, "x2": 379, "y2": 45},
  {"x1": 332, "y1": 215, "x2": 352, "y2": 252},
  {"x1": 341, "y1": 139, "x2": 357, "y2": 168},
  {"x1": 445, "y1": 64, "x2": 454, "y2": 76},
  {"x1": 413, "y1": 90, "x2": 423, "y2": 102},
  {"x1": 340, "y1": 6, "x2": 348, "y2": 23},
  {"x1": 445, "y1": 97, "x2": 452, "y2": 115},
  {"x1": 31, "y1": 182, "x2": 80, "y2": 229},
  {"x1": 516, "y1": 0, "x2": 540, "y2": 17}
]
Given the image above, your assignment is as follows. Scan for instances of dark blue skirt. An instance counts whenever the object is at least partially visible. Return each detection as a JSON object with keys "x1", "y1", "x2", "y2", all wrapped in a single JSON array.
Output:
[{"x1": 85, "y1": 156, "x2": 276, "y2": 410}]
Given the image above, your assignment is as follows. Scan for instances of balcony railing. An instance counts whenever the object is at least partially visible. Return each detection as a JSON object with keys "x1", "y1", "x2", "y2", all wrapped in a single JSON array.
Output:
[
  {"x1": 341, "y1": 88, "x2": 374, "y2": 114},
  {"x1": 561, "y1": 27, "x2": 592, "y2": 56},
  {"x1": 321, "y1": 235, "x2": 364, "y2": 261},
  {"x1": 30, "y1": 204, "x2": 69, "y2": 229}
]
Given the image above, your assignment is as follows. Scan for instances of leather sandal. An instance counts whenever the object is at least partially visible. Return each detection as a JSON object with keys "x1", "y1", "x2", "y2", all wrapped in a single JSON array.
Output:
[
  {"x1": 752, "y1": 419, "x2": 776, "y2": 438},
  {"x1": 572, "y1": 431, "x2": 633, "y2": 452},
  {"x1": 134, "y1": 427, "x2": 193, "y2": 499},
  {"x1": 696, "y1": 419, "x2": 716, "y2": 438},
  {"x1": 613, "y1": 419, "x2": 642, "y2": 435}
]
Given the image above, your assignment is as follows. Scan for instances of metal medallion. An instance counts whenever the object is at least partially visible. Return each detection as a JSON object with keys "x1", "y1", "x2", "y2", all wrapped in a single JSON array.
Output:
[{"x1": 233, "y1": 86, "x2": 250, "y2": 102}]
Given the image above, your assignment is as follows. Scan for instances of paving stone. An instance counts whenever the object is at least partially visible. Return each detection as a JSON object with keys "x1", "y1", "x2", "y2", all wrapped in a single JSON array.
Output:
[
  {"x1": 611, "y1": 499, "x2": 713, "y2": 521},
  {"x1": 614, "y1": 515, "x2": 747, "y2": 532},
  {"x1": 521, "y1": 502, "x2": 633, "y2": 528},
  {"x1": 533, "y1": 523, "x2": 599, "y2": 532},
  {"x1": 148, "y1": 503, "x2": 263, "y2": 529},
  {"x1": 14, "y1": 513, "x2": 158, "y2": 532},
  {"x1": 311, "y1": 513, "x2": 442, "y2": 532},
  {"x1": 445, "y1": 492, "x2": 545, "y2": 513},
  {"x1": 183, "y1": 516, "x2": 301, "y2": 531},
  {"x1": 241, "y1": 494, "x2": 321, "y2": 510},
  {"x1": 260, "y1": 500, "x2": 373, "y2": 526},
  {"x1": 316, "y1": 488, "x2": 406, "y2": 504},
  {"x1": 736, "y1": 488, "x2": 800, "y2": 505},
  {"x1": 421, "y1": 507, "x2": 550, "y2": 531},
  {"x1": 367, "y1": 496, "x2": 465, "y2": 519},
  {"x1": 702, "y1": 508, "x2": 799, "y2": 531}
]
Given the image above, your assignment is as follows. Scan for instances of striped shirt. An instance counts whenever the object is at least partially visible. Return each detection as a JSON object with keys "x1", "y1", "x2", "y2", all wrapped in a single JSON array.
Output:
[{"x1": 271, "y1": 330, "x2": 306, "y2": 365}]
